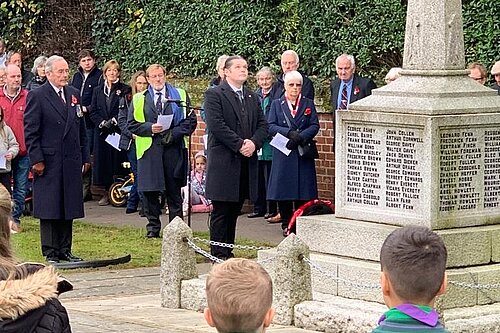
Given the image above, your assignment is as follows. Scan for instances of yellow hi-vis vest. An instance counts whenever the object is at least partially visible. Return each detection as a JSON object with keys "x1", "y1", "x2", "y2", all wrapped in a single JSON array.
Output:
[{"x1": 133, "y1": 88, "x2": 187, "y2": 159}]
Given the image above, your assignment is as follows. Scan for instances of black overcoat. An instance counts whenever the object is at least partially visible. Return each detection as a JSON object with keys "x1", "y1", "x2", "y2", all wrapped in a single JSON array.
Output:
[
  {"x1": 89, "y1": 82, "x2": 130, "y2": 186},
  {"x1": 24, "y1": 83, "x2": 89, "y2": 219},
  {"x1": 330, "y1": 74, "x2": 377, "y2": 111},
  {"x1": 204, "y1": 81, "x2": 268, "y2": 202},
  {"x1": 128, "y1": 88, "x2": 197, "y2": 192}
]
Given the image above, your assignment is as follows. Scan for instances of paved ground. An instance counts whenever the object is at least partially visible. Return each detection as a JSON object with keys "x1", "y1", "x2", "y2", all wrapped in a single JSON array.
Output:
[{"x1": 57, "y1": 201, "x2": 308, "y2": 332}]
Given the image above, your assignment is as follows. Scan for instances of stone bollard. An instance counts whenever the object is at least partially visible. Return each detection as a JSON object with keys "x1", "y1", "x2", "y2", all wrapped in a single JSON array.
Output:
[
  {"x1": 160, "y1": 217, "x2": 198, "y2": 308},
  {"x1": 273, "y1": 233, "x2": 313, "y2": 325}
]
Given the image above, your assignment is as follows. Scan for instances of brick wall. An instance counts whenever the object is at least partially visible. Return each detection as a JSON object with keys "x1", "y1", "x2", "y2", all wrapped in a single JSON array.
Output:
[{"x1": 189, "y1": 112, "x2": 335, "y2": 201}]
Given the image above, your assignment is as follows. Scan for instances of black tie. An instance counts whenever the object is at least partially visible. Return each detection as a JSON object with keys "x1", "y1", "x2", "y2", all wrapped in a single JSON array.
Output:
[
  {"x1": 58, "y1": 90, "x2": 65, "y2": 104},
  {"x1": 236, "y1": 90, "x2": 244, "y2": 103},
  {"x1": 155, "y1": 92, "x2": 163, "y2": 113}
]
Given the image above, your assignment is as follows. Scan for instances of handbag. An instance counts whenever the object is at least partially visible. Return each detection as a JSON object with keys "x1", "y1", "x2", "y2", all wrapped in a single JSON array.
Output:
[{"x1": 282, "y1": 109, "x2": 319, "y2": 159}]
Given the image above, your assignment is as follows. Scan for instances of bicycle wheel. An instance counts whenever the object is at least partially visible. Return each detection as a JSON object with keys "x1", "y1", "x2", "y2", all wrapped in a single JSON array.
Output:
[{"x1": 109, "y1": 181, "x2": 127, "y2": 207}]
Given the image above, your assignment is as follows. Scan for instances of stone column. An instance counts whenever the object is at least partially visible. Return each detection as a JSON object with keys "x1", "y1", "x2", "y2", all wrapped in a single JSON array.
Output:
[
  {"x1": 160, "y1": 217, "x2": 198, "y2": 308},
  {"x1": 272, "y1": 234, "x2": 312, "y2": 325}
]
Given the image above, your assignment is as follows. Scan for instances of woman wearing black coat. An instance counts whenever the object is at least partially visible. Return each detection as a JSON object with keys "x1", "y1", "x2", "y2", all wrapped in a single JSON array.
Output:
[
  {"x1": 90, "y1": 59, "x2": 130, "y2": 205},
  {"x1": 26, "y1": 55, "x2": 47, "y2": 91}
]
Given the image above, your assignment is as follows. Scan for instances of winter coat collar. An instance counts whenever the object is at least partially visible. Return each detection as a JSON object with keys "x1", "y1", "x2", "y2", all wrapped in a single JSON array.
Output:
[{"x1": 0, "y1": 266, "x2": 59, "y2": 320}]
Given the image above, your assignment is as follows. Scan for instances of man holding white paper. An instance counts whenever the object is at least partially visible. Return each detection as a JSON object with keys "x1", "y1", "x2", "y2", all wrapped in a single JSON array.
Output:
[{"x1": 128, "y1": 64, "x2": 197, "y2": 238}]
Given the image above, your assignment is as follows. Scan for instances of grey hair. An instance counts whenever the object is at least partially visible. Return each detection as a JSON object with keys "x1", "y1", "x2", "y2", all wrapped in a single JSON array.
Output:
[
  {"x1": 216, "y1": 55, "x2": 229, "y2": 71},
  {"x1": 255, "y1": 66, "x2": 275, "y2": 79},
  {"x1": 31, "y1": 56, "x2": 48, "y2": 74},
  {"x1": 336, "y1": 54, "x2": 356, "y2": 69},
  {"x1": 5, "y1": 51, "x2": 20, "y2": 64},
  {"x1": 0, "y1": 65, "x2": 5, "y2": 72},
  {"x1": 281, "y1": 50, "x2": 299, "y2": 64},
  {"x1": 284, "y1": 70, "x2": 303, "y2": 86},
  {"x1": 45, "y1": 55, "x2": 66, "y2": 73}
]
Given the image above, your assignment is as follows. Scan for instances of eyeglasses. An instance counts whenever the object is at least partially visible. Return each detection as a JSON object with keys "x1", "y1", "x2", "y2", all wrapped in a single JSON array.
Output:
[{"x1": 287, "y1": 83, "x2": 302, "y2": 87}]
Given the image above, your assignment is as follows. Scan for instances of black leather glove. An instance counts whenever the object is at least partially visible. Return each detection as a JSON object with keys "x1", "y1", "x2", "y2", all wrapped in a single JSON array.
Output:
[
  {"x1": 288, "y1": 130, "x2": 303, "y2": 144},
  {"x1": 286, "y1": 140, "x2": 299, "y2": 150}
]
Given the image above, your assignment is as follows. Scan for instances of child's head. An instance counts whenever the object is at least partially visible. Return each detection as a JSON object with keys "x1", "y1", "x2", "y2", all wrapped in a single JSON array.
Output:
[
  {"x1": 380, "y1": 226, "x2": 447, "y2": 307},
  {"x1": 194, "y1": 151, "x2": 206, "y2": 173},
  {"x1": 204, "y1": 258, "x2": 274, "y2": 333}
]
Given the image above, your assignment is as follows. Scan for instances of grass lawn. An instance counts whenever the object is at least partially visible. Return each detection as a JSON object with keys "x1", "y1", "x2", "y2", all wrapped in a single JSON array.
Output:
[{"x1": 12, "y1": 217, "x2": 273, "y2": 270}]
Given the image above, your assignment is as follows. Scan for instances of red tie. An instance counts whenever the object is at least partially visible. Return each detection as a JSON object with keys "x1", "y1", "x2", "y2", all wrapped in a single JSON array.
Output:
[
  {"x1": 291, "y1": 105, "x2": 297, "y2": 118},
  {"x1": 340, "y1": 84, "x2": 348, "y2": 109}
]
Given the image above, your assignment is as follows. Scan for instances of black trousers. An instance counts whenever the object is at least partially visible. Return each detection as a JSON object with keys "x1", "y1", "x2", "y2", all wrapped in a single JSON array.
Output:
[
  {"x1": 210, "y1": 159, "x2": 249, "y2": 259},
  {"x1": 210, "y1": 200, "x2": 244, "y2": 259},
  {"x1": 40, "y1": 219, "x2": 73, "y2": 257},
  {"x1": 278, "y1": 200, "x2": 306, "y2": 230}
]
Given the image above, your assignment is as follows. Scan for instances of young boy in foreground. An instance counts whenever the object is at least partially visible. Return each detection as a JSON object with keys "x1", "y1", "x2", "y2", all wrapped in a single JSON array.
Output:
[
  {"x1": 204, "y1": 258, "x2": 275, "y2": 333},
  {"x1": 373, "y1": 226, "x2": 450, "y2": 332}
]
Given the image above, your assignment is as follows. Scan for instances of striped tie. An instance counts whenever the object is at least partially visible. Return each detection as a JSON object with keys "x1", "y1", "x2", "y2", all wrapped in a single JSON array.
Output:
[{"x1": 340, "y1": 84, "x2": 348, "y2": 110}]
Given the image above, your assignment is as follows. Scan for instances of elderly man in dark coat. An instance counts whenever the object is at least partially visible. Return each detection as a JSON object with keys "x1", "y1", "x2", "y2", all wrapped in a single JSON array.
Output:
[
  {"x1": 128, "y1": 64, "x2": 197, "y2": 238},
  {"x1": 24, "y1": 55, "x2": 90, "y2": 264},
  {"x1": 204, "y1": 55, "x2": 268, "y2": 260}
]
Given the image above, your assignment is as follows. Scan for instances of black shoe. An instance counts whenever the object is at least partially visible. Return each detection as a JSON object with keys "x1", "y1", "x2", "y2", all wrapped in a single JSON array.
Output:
[
  {"x1": 146, "y1": 231, "x2": 160, "y2": 238},
  {"x1": 46, "y1": 256, "x2": 60, "y2": 264},
  {"x1": 282, "y1": 228, "x2": 289, "y2": 237},
  {"x1": 247, "y1": 212, "x2": 265, "y2": 218},
  {"x1": 126, "y1": 207, "x2": 138, "y2": 214},
  {"x1": 59, "y1": 252, "x2": 83, "y2": 262},
  {"x1": 264, "y1": 212, "x2": 277, "y2": 219}
]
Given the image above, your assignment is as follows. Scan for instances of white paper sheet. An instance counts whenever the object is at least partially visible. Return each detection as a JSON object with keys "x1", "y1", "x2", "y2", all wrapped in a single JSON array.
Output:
[
  {"x1": 105, "y1": 133, "x2": 122, "y2": 151},
  {"x1": 203, "y1": 134, "x2": 208, "y2": 150},
  {"x1": 0, "y1": 154, "x2": 6, "y2": 169},
  {"x1": 158, "y1": 114, "x2": 174, "y2": 131},
  {"x1": 270, "y1": 132, "x2": 291, "y2": 156}
]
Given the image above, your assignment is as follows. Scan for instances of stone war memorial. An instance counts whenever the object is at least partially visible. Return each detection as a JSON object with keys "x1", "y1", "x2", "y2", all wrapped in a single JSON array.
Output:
[
  {"x1": 159, "y1": 0, "x2": 500, "y2": 331},
  {"x1": 289, "y1": 0, "x2": 500, "y2": 331}
]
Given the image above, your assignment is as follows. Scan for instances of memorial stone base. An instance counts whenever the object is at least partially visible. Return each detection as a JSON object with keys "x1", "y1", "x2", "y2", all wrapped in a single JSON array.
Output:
[{"x1": 336, "y1": 89, "x2": 500, "y2": 229}]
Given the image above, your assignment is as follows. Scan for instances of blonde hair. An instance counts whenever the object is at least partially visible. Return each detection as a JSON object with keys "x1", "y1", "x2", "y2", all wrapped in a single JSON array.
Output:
[
  {"x1": 129, "y1": 70, "x2": 147, "y2": 95},
  {"x1": 102, "y1": 59, "x2": 121, "y2": 76},
  {"x1": 206, "y1": 258, "x2": 272, "y2": 333},
  {"x1": 0, "y1": 184, "x2": 21, "y2": 280}
]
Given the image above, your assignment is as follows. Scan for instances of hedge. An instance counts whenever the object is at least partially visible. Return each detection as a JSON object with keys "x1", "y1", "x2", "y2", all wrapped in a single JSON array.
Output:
[{"x1": 91, "y1": 0, "x2": 499, "y2": 84}]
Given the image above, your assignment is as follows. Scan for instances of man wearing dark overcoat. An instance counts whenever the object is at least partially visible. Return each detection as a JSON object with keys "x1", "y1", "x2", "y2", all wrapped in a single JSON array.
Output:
[
  {"x1": 24, "y1": 55, "x2": 90, "y2": 263},
  {"x1": 270, "y1": 50, "x2": 315, "y2": 101},
  {"x1": 204, "y1": 55, "x2": 269, "y2": 260},
  {"x1": 128, "y1": 64, "x2": 197, "y2": 238},
  {"x1": 330, "y1": 53, "x2": 377, "y2": 116}
]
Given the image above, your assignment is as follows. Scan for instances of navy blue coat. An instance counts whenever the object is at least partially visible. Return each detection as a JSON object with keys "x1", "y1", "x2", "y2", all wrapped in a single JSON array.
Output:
[
  {"x1": 128, "y1": 88, "x2": 197, "y2": 192},
  {"x1": 71, "y1": 66, "x2": 103, "y2": 128},
  {"x1": 24, "y1": 83, "x2": 90, "y2": 219},
  {"x1": 89, "y1": 81, "x2": 130, "y2": 186},
  {"x1": 267, "y1": 96, "x2": 319, "y2": 201},
  {"x1": 204, "y1": 81, "x2": 269, "y2": 202}
]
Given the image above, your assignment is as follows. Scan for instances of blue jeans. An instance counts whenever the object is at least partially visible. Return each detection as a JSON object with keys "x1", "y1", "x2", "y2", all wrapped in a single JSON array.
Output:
[
  {"x1": 126, "y1": 146, "x2": 141, "y2": 210},
  {"x1": 11, "y1": 155, "x2": 30, "y2": 224}
]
